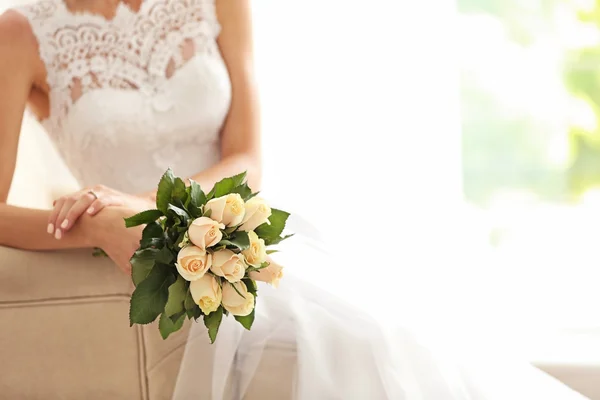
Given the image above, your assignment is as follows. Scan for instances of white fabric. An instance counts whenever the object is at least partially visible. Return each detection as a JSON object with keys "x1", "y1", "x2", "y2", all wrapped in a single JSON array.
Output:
[
  {"x1": 14, "y1": 1, "x2": 590, "y2": 399},
  {"x1": 173, "y1": 228, "x2": 590, "y2": 400},
  {"x1": 16, "y1": 0, "x2": 230, "y2": 194}
]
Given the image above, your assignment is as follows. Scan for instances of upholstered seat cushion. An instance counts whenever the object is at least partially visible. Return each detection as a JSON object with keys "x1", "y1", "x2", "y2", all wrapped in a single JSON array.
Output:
[{"x1": 0, "y1": 246, "x2": 189, "y2": 400}]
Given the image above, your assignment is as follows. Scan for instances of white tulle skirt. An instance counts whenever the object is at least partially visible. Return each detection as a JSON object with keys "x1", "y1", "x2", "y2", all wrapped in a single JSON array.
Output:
[{"x1": 172, "y1": 217, "x2": 588, "y2": 400}]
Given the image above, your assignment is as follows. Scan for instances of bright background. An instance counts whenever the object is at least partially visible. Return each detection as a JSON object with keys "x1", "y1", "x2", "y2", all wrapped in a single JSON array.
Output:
[
  {"x1": 253, "y1": 0, "x2": 467, "y2": 316},
  {"x1": 3, "y1": 0, "x2": 600, "y2": 393},
  {"x1": 252, "y1": 0, "x2": 600, "y2": 374}
]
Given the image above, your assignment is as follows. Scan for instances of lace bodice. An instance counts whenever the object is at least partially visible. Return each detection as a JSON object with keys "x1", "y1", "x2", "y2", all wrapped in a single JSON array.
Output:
[{"x1": 15, "y1": 0, "x2": 231, "y2": 194}]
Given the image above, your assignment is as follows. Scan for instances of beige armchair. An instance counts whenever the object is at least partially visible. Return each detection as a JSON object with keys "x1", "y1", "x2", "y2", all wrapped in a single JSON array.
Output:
[
  {"x1": 0, "y1": 116, "x2": 188, "y2": 399},
  {"x1": 0, "y1": 245, "x2": 190, "y2": 399}
]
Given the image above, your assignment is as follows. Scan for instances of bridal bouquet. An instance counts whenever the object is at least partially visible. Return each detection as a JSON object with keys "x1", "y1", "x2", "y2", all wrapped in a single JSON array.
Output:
[{"x1": 124, "y1": 169, "x2": 292, "y2": 342}]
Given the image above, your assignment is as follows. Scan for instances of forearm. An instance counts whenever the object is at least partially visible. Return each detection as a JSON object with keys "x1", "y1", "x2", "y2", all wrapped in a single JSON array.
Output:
[
  {"x1": 141, "y1": 153, "x2": 261, "y2": 202},
  {"x1": 0, "y1": 203, "x2": 91, "y2": 251}
]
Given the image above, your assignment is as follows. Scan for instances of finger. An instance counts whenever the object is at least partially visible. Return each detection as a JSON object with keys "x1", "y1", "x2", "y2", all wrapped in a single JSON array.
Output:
[
  {"x1": 86, "y1": 198, "x2": 107, "y2": 216},
  {"x1": 53, "y1": 197, "x2": 77, "y2": 239},
  {"x1": 47, "y1": 198, "x2": 65, "y2": 235},
  {"x1": 60, "y1": 193, "x2": 97, "y2": 231}
]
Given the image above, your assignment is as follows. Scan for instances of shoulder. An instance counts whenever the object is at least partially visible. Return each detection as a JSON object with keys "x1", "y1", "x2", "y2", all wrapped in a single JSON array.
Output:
[
  {"x1": 0, "y1": 9, "x2": 39, "y2": 62},
  {"x1": 0, "y1": 8, "x2": 37, "y2": 43},
  {"x1": 215, "y1": 0, "x2": 252, "y2": 30},
  {"x1": 0, "y1": 9, "x2": 44, "y2": 81},
  {"x1": 215, "y1": 0, "x2": 254, "y2": 54}
]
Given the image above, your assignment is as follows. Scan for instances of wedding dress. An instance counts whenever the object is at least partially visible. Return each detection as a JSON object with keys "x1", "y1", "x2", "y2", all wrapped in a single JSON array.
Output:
[{"x1": 14, "y1": 0, "x2": 589, "y2": 399}]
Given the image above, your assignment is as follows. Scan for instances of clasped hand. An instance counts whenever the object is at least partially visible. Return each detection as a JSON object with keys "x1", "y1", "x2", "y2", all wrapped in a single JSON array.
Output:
[{"x1": 47, "y1": 185, "x2": 152, "y2": 273}]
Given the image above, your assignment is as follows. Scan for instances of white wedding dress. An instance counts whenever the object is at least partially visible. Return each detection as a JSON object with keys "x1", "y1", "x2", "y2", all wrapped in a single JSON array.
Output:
[{"x1": 14, "y1": 1, "x2": 589, "y2": 399}]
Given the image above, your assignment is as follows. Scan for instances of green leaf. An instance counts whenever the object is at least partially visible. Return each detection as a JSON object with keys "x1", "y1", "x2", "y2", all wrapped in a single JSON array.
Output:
[
  {"x1": 140, "y1": 222, "x2": 164, "y2": 248},
  {"x1": 218, "y1": 231, "x2": 249, "y2": 251},
  {"x1": 188, "y1": 206, "x2": 202, "y2": 219},
  {"x1": 174, "y1": 230, "x2": 189, "y2": 249},
  {"x1": 235, "y1": 308, "x2": 255, "y2": 331},
  {"x1": 267, "y1": 233, "x2": 295, "y2": 246},
  {"x1": 203, "y1": 306, "x2": 224, "y2": 344},
  {"x1": 217, "y1": 240, "x2": 234, "y2": 248},
  {"x1": 224, "y1": 226, "x2": 238, "y2": 235},
  {"x1": 184, "y1": 287, "x2": 195, "y2": 310},
  {"x1": 156, "y1": 169, "x2": 175, "y2": 214},
  {"x1": 169, "y1": 310, "x2": 186, "y2": 324},
  {"x1": 246, "y1": 191, "x2": 260, "y2": 201},
  {"x1": 207, "y1": 171, "x2": 247, "y2": 199},
  {"x1": 232, "y1": 183, "x2": 252, "y2": 201},
  {"x1": 158, "y1": 312, "x2": 185, "y2": 340},
  {"x1": 187, "y1": 305, "x2": 202, "y2": 320},
  {"x1": 172, "y1": 177, "x2": 188, "y2": 205},
  {"x1": 230, "y1": 282, "x2": 247, "y2": 299},
  {"x1": 231, "y1": 231, "x2": 250, "y2": 249},
  {"x1": 164, "y1": 275, "x2": 187, "y2": 317},
  {"x1": 230, "y1": 171, "x2": 248, "y2": 187},
  {"x1": 156, "y1": 246, "x2": 174, "y2": 265},
  {"x1": 124, "y1": 209, "x2": 163, "y2": 228},
  {"x1": 189, "y1": 179, "x2": 207, "y2": 208},
  {"x1": 247, "y1": 261, "x2": 270, "y2": 273},
  {"x1": 184, "y1": 187, "x2": 192, "y2": 209},
  {"x1": 167, "y1": 204, "x2": 190, "y2": 225},
  {"x1": 131, "y1": 248, "x2": 159, "y2": 286},
  {"x1": 129, "y1": 263, "x2": 175, "y2": 325},
  {"x1": 210, "y1": 244, "x2": 226, "y2": 252},
  {"x1": 203, "y1": 208, "x2": 212, "y2": 218},
  {"x1": 266, "y1": 249, "x2": 279, "y2": 255},
  {"x1": 254, "y1": 209, "x2": 292, "y2": 246},
  {"x1": 184, "y1": 287, "x2": 202, "y2": 320},
  {"x1": 242, "y1": 278, "x2": 258, "y2": 296}
]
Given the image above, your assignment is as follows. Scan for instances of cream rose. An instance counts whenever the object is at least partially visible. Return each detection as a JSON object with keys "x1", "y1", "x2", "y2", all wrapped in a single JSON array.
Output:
[
  {"x1": 242, "y1": 231, "x2": 267, "y2": 267},
  {"x1": 211, "y1": 249, "x2": 246, "y2": 283},
  {"x1": 188, "y1": 217, "x2": 224, "y2": 251},
  {"x1": 222, "y1": 281, "x2": 255, "y2": 316},
  {"x1": 249, "y1": 257, "x2": 284, "y2": 288},
  {"x1": 176, "y1": 246, "x2": 212, "y2": 281},
  {"x1": 204, "y1": 194, "x2": 245, "y2": 227},
  {"x1": 238, "y1": 197, "x2": 272, "y2": 232},
  {"x1": 190, "y1": 274, "x2": 222, "y2": 315}
]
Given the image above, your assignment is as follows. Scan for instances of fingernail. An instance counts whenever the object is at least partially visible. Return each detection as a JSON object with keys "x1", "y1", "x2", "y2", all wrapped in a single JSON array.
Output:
[
  {"x1": 87, "y1": 207, "x2": 94, "y2": 214},
  {"x1": 55, "y1": 229, "x2": 62, "y2": 240},
  {"x1": 61, "y1": 219, "x2": 69, "y2": 229},
  {"x1": 47, "y1": 223, "x2": 54, "y2": 234}
]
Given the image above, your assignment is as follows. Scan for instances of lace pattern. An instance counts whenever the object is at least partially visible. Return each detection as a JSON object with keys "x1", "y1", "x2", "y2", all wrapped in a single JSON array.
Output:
[
  {"x1": 16, "y1": 0, "x2": 222, "y2": 134},
  {"x1": 12, "y1": 0, "x2": 231, "y2": 194}
]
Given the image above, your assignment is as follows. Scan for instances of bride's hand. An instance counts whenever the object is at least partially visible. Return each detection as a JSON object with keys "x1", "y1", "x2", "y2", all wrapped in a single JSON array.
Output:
[
  {"x1": 48, "y1": 185, "x2": 152, "y2": 239},
  {"x1": 86, "y1": 206, "x2": 145, "y2": 274}
]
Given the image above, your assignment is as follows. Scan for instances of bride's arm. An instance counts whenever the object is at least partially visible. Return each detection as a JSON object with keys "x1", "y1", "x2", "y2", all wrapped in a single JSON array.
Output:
[
  {"x1": 39, "y1": 2, "x2": 260, "y2": 238},
  {"x1": 142, "y1": 0, "x2": 262, "y2": 200},
  {"x1": 0, "y1": 204, "x2": 93, "y2": 250},
  {"x1": 0, "y1": 11, "x2": 90, "y2": 251}
]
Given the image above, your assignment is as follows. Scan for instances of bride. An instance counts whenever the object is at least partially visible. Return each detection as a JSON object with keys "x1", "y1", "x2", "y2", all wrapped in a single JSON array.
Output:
[{"x1": 0, "y1": 0, "x2": 589, "y2": 398}]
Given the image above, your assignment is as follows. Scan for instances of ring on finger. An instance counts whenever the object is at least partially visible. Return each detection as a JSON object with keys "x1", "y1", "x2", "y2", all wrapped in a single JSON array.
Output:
[{"x1": 88, "y1": 190, "x2": 99, "y2": 200}]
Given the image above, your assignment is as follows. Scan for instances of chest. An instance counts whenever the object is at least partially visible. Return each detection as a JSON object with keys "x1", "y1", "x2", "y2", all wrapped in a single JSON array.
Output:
[{"x1": 23, "y1": 0, "x2": 231, "y2": 135}]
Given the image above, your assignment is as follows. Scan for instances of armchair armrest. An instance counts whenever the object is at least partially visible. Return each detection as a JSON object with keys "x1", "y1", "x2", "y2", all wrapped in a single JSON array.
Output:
[
  {"x1": 0, "y1": 246, "x2": 147, "y2": 399},
  {"x1": 0, "y1": 246, "x2": 132, "y2": 303}
]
